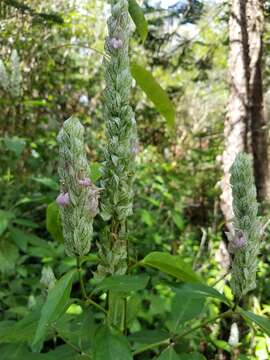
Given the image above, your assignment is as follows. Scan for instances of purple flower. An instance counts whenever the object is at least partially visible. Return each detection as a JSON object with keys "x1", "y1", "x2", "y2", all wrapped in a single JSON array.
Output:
[
  {"x1": 110, "y1": 37, "x2": 123, "y2": 49},
  {"x1": 233, "y1": 232, "x2": 246, "y2": 248},
  {"x1": 78, "y1": 178, "x2": 91, "y2": 187},
  {"x1": 56, "y1": 192, "x2": 70, "y2": 207}
]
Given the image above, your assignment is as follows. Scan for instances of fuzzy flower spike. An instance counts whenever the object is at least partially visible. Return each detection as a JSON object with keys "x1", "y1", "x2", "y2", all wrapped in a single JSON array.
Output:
[
  {"x1": 57, "y1": 117, "x2": 100, "y2": 257},
  {"x1": 229, "y1": 153, "x2": 262, "y2": 299},
  {"x1": 101, "y1": 0, "x2": 137, "y2": 224},
  {"x1": 97, "y1": 0, "x2": 137, "y2": 278}
]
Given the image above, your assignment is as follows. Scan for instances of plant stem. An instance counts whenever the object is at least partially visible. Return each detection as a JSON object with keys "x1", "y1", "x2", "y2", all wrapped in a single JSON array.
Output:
[
  {"x1": 133, "y1": 309, "x2": 233, "y2": 356},
  {"x1": 173, "y1": 309, "x2": 233, "y2": 341},
  {"x1": 52, "y1": 325, "x2": 92, "y2": 358},
  {"x1": 86, "y1": 298, "x2": 108, "y2": 314},
  {"x1": 76, "y1": 256, "x2": 88, "y2": 300},
  {"x1": 76, "y1": 256, "x2": 108, "y2": 314},
  {"x1": 133, "y1": 338, "x2": 171, "y2": 356}
]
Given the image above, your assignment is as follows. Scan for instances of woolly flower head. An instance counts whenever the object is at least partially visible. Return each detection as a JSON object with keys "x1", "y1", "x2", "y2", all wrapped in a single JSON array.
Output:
[
  {"x1": 57, "y1": 117, "x2": 101, "y2": 256},
  {"x1": 229, "y1": 153, "x2": 262, "y2": 299}
]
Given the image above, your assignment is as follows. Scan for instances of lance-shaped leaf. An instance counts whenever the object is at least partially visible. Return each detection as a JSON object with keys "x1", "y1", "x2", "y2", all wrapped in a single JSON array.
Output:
[
  {"x1": 142, "y1": 252, "x2": 202, "y2": 283},
  {"x1": 46, "y1": 202, "x2": 64, "y2": 243},
  {"x1": 128, "y1": 0, "x2": 148, "y2": 42},
  {"x1": 171, "y1": 283, "x2": 229, "y2": 305},
  {"x1": 32, "y1": 269, "x2": 75, "y2": 352},
  {"x1": 131, "y1": 62, "x2": 176, "y2": 127},
  {"x1": 238, "y1": 308, "x2": 270, "y2": 336},
  {"x1": 94, "y1": 274, "x2": 149, "y2": 294}
]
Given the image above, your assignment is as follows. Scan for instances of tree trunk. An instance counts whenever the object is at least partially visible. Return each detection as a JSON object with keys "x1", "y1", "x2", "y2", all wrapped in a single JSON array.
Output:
[
  {"x1": 220, "y1": 0, "x2": 250, "y2": 229},
  {"x1": 247, "y1": 0, "x2": 270, "y2": 204}
]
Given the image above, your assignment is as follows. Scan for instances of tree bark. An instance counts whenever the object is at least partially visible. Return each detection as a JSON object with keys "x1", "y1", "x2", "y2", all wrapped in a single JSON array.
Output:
[
  {"x1": 220, "y1": 0, "x2": 250, "y2": 229},
  {"x1": 247, "y1": 0, "x2": 270, "y2": 203}
]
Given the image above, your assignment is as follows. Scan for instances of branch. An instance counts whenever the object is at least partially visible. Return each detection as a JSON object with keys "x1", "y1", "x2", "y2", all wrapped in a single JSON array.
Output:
[{"x1": 2, "y1": 0, "x2": 64, "y2": 24}]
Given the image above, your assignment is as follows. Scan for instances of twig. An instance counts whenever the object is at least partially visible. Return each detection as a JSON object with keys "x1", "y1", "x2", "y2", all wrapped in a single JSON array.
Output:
[
  {"x1": 133, "y1": 309, "x2": 233, "y2": 356},
  {"x1": 193, "y1": 227, "x2": 207, "y2": 269}
]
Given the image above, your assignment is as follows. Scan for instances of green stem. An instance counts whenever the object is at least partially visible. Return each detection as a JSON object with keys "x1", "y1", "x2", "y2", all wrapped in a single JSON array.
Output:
[
  {"x1": 76, "y1": 256, "x2": 108, "y2": 314},
  {"x1": 76, "y1": 256, "x2": 88, "y2": 300},
  {"x1": 52, "y1": 325, "x2": 92, "y2": 359},
  {"x1": 133, "y1": 338, "x2": 171, "y2": 356},
  {"x1": 173, "y1": 309, "x2": 233, "y2": 341},
  {"x1": 133, "y1": 310, "x2": 233, "y2": 356},
  {"x1": 86, "y1": 298, "x2": 108, "y2": 314}
]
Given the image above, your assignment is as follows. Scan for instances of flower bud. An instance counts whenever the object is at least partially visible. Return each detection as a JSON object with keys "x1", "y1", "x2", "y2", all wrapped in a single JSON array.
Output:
[
  {"x1": 56, "y1": 192, "x2": 70, "y2": 207},
  {"x1": 109, "y1": 37, "x2": 123, "y2": 49},
  {"x1": 78, "y1": 177, "x2": 91, "y2": 186}
]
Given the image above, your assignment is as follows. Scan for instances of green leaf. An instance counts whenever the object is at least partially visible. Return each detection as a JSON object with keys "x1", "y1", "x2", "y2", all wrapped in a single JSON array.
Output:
[
  {"x1": 238, "y1": 308, "x2": 270, "y2": 336},
  {"x1": 0, "y1": 210, "x2": 14, "y2": 236},
  {"x1": 172, "y1": 212, "x2": 185, "y2": 231},
  {"x1": 90, "y1": 162, "x2": 102, "y2": 182},
  {"x1": 142, "y1": 252, "x2": 202, "y2": 283},
  {"x1": 95, "y1": 274, "x2": 149, "y2": 294},
  {"x1": 178, "y1": 353, "x2": 206, "y2": 360},
  {"x1": 32, "y1": 269, "x2": 75, "y2": 352},
  {"x1": 10, "y1": 227, "x2": 28, "y2": 251},
  {"x1": 46, "y1": 202, "x2": 64, "y2": 243},
  {"x1": 0, "y1": 239, "x2": 19, "y2": 273},
  {"x1": 1, "y1": 309, "x2": 41, "y2": 344},
  {"x1": 131, "y1": 62, "x2": 175, "y2": 127},
  {"x1": 129, "y1": 329, "x2": 170, "y2": 345},
  {"x1": 93, "y1": 325, "x2": 133, "y2": 360},
  {"x1": 32, "y1": 177, "x2": 59, "y2": 190},
  {"x1": 13, "y1": 218, "x2": 39, "y2": 228},
  {"x1": 172, "y1": 283, "x2": 229, "y2": 305},
  {"x1": 157, "y1": 347, "x2": 179, "y2": 360},
  {"x1": 169, "y1": 293, "x2": 205, "y2": 333},
  {"x1": 42, "y1": 345, "x2": 78, "y2": 359},
  {"x1": 128, "y1": 0, "x2": 148, "y2": 42},
  {"x1": 3, "y1": 136, "x2": 26, "y2": 156}
]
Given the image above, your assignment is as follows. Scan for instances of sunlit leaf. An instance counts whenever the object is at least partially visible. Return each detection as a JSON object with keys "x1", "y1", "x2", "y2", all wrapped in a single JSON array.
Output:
[
  {"x1": 46, "y1": 202, "x2": 64, "y2": 243},
  {"x1": 131, "y1": 62, "x2": 175, "y2": 127},
  {"x1": 142, "y1": 252, "x2": 202, "y2": 283},
  {"x1": 238, "y1": 308, "x2": 270, "y2": 336},
  {"x1": 128, "y1": 0, "x2": 148, "y2": 42}
]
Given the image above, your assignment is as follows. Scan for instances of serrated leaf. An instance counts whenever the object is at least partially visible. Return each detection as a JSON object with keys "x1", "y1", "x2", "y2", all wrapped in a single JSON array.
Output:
[
  {"x1": 32, "y1": 269, "x2": 75, "y2": 352},
  {"x1": 142, "y1": 252, "x2": 202, "y2": 283},
  {"x1": 93, "y1": 325, "x2": 133, "y2": 360},
  {"x1": 128, "y1": 0, "x2": 148, "y2": 42},
  {"x1": 131, "y1": 62, "x2": 175, "y2": 127},
  {"x1": 95, "y1": 274, "x2": 149, "y2": 294},
  {"x1": 172, "y1": 283, "x2": 229, "y2": 305},
  {"x1": 238, "y1": 308, "x2": 270, "y2": 336},
  {"x1": 46, "y1": 202, "x2": 64, "y2": 243}
]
